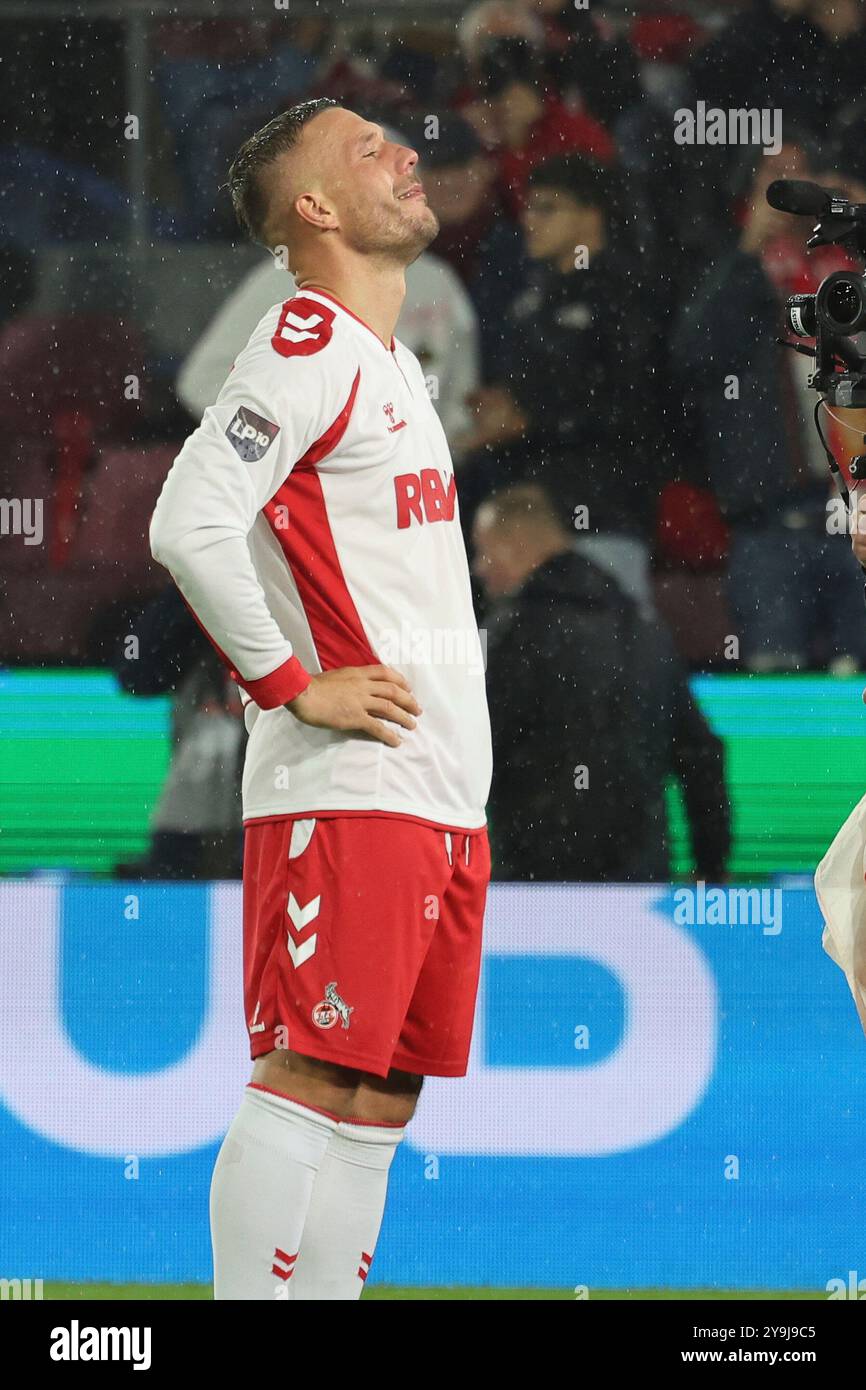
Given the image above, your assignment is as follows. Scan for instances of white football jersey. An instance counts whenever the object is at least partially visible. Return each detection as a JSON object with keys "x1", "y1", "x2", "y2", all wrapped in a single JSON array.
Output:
[{"x1": 150, "y1": 288, "x2": 492, "y2": 831}]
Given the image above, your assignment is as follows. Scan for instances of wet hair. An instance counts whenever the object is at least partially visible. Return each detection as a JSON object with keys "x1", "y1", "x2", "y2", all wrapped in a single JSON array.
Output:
[{"x1": 226, "y1": 97, "x2": 340, "y2": 244}]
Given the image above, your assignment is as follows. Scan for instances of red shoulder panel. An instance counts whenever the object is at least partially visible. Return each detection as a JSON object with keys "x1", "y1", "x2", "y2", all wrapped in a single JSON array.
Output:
[{"x1": 270, "y1": 296, "x2": 336, "y2": 358}]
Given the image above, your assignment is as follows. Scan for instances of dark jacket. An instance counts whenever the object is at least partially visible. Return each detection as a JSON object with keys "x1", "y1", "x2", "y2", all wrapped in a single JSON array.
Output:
[
  {"x1": 495, "y1": 254, "x2": 666, "y2": 536},
  {"x1": 485, "y1": 548, "x2": 731, "y2": 881},
  {"x1": 688, "y1": 1, "x2": 824, "y2": 135},
  {"x1": 672, "y1": 246, "x2": 828, "y2": 526},
  {"x1": 115, "y1": 584, "x2": 214, "y2": 698}
]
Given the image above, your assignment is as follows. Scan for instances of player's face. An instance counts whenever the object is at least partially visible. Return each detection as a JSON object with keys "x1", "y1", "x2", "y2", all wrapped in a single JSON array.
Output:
[{"x1": 325, "y1": 110, "x2": 439, "y2": 263}]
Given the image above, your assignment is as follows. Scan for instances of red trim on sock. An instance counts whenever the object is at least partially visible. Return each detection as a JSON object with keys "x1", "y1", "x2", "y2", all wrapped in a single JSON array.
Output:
[
  {"x1": 340, "y1": 1115, "x2": 406, "y2": 1131},
  {"x1": 248, "y1": 1082, "x2": 344, "y2": 1125},
  {"x1": 247, "y1": 1081, "x2": 407, "y2": 1129}
]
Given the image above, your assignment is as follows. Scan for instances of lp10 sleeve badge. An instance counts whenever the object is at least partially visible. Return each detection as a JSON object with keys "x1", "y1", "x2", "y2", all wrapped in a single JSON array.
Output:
[{"x1": 226, "y1": 406, "x2": 280, "y2": 462}]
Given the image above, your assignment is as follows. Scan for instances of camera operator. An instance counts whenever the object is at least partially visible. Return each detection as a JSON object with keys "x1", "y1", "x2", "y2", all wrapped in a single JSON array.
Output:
[{"x1": 674, "y1": 141, "x2": 866, "y2": 671}]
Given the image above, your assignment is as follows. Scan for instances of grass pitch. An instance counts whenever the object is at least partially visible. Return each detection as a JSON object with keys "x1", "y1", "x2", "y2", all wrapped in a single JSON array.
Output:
[{"x1": 42, "y1": 1284, "x2": 826, "y2": 1301}]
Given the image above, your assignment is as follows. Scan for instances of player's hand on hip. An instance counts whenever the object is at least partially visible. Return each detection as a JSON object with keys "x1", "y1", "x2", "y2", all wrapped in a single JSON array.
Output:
[{"x1": 285, "y1": 665, "x2": 421, "y2": 748}]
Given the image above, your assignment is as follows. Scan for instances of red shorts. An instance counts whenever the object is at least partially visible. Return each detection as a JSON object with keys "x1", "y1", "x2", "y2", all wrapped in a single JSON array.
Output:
[{"x1": 242, "y1": 815, "x2": 491, "y2": 1078}]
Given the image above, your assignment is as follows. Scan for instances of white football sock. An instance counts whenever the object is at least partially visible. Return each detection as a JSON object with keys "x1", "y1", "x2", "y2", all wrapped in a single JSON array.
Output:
[
  {"x1": 290, "y1": 1119, "x2": 405, "y2": 1301},
  {"x1": 209, "y1": 1083, "x2": 337, "y2": 1300}
]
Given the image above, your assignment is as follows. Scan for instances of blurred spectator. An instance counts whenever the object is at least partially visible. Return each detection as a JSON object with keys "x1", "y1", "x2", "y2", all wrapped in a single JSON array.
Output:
[
  {"x1": 0, "y1": 17, "x2": 130, "y2": 199},
  {"x1": 376, "y1": 28, "x2": 448, "y2": 109},
  {"x1": 458, "y1": 0, "x2": 545, "y2": 65},
  {"x1": 476, "y1": 37, "x2": 615, "y2": 217},
  {"x1": 540, "y1": 0, "x2": 643, "y2": 129},
  {"x1": 474, "y1": 484, "x2": 731, "y2": 881},
  {"x1": 686, "y1": 0, "x2": 866, "y2": 145},
  {"x1": 400, "y1": 111, "x2": 527, "y2": 381},
  {"x1": 0, "y1": 145, "x2": 179, "y2": 245},
  {"x1": 156, "y1": 18, "x2": 328, "y2": 237},
  {"x1": 177, "y1": 245, "x2": 480, "y2": 451},
  {"x1": 115, "y1": 586, "x2": 244, "y2": 879},
  {"x1": 459, "y1": 154, "x2": 665, "y2": 616},
  {"x1": 673, "y1": 143, "x2": 866, "y2": 670},
  {"x1": 458, "y1": 0, "x2": 645, "y2": 134},
  {"x1": 614, "y1": 12, "x2": 712, "y2": 268},
  {"x1": 688, "y1": 0, "x2": 822, "y2": 139},
  {"x1": 810, "y1": 0, "x2": 866, "y2": 133},
  {"x1": 311, "y1": 49, "x2": 410, "y2": 117}
]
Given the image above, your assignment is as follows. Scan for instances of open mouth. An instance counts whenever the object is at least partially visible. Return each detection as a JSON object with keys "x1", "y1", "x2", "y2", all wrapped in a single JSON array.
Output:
[{"x1": 397, "y1": 185, "x2": 425, "y2": 201}]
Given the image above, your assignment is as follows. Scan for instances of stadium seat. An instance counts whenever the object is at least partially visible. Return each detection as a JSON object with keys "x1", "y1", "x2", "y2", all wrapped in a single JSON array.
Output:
[
  {"x1": 67, "y1": 444, "x2": 177, "y2": 587},
  {"x1": 0, "y1": 453, "x2": 53, "y2": 572},
  {"x1": 0, "y1": 443, "x2": 177, "y2": 664},
  {"x1": 0, "y1": 313, "x2": 147, "y2": 448},
  {"x1": 0, "y1": 312, "x2": 150, "y2": 570},
  {"x1": 0, "y1": 570, "x2": 124, "y2": 664}
]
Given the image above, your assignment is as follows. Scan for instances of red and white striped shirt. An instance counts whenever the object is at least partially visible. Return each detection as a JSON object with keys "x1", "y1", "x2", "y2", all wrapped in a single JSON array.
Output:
[{"x1": 150, "y1": 288, "x2": 491, "y2": 831}]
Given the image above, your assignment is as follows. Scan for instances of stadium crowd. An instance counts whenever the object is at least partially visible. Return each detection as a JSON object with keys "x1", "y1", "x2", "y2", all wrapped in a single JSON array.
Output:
[{"x1": 4, "y1": 0, "x2": 866, "y2": 880}]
